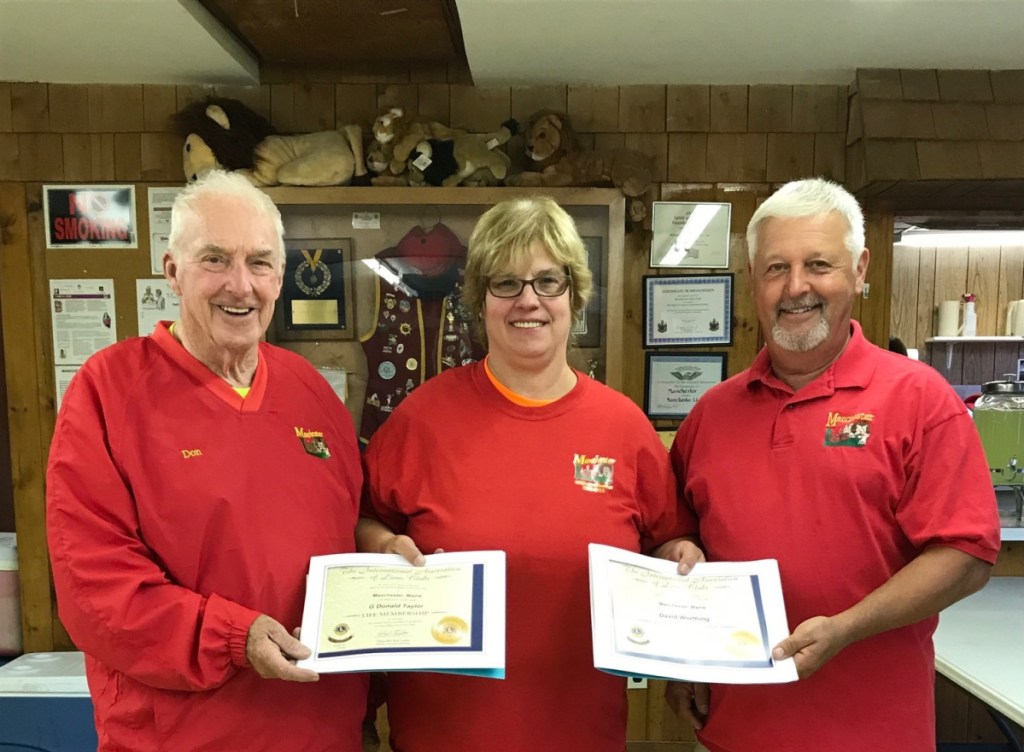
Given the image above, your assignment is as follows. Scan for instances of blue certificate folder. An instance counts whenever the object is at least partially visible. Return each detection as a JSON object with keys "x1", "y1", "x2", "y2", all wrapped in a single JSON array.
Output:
[{"x1": 299, "y1": 550, "x2": 506, "y2": 678}]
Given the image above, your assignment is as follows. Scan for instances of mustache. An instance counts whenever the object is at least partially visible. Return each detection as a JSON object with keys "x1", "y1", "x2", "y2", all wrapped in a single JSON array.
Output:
[{"x1": 778, "y1": 294, "x2": 824, "y2": 313}]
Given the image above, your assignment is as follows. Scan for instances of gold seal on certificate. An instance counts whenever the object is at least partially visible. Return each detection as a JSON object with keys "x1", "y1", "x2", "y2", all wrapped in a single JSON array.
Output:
[
  {"x1": 626, "y1": 625, "x2": 649, "y2": 645},
  {"x1": 431, "y1": 615, "x2": 469, "y2": 645},
  {"x1": 328, "y1": 622, "x2": 353, "y2": 643}
]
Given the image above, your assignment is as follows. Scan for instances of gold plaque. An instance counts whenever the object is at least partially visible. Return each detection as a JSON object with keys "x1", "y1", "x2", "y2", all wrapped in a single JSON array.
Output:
[{"x1": 291, "y1": 299, "x2": 339, "y2": 326}]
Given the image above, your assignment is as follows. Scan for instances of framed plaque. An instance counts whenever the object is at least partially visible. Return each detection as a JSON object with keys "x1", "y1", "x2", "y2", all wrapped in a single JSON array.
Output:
[
  {"x1": 277, "y1": 239, "x2": 355, "y2": 341},
  {"x1": 650, "y1": 202, "x2": 731, "y2": 268},
  {"x1": 643, "y1": 274, "x2": 733, "y2": 347},
  {"x1": 644, "y1": 352, "x2": 726, "y2": 420}
]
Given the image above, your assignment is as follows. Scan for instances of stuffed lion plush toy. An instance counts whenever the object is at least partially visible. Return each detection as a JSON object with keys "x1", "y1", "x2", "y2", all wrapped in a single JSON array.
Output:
[
  {"x1": 370, "y1": 107, "x2": 457, "y2": 177},
  {"x1": 171, "y1": 97, "x2": 366, "y2": 186}
]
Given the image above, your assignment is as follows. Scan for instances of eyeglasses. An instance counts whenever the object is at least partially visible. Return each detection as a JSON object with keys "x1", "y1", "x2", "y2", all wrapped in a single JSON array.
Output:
[{"x1": 487, "y1": 272, "x2": 571, "y2": 298}]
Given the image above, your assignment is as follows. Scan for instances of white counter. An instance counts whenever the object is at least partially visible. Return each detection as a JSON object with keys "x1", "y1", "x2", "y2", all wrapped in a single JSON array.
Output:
[{"x1": 934, "y1": 577, "x2": 1024, "y2": 727}]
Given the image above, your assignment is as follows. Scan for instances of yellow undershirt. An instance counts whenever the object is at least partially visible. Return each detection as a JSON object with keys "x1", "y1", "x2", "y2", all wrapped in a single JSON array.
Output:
[
  {"x1": 483, "y1": 356, "x2": 557, "y2": 407},
  {"x1": 168, "y1": 321, "x2": 250, "y2": 398}
]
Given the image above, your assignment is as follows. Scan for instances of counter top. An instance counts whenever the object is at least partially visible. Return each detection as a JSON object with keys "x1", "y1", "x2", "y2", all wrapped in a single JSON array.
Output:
[{"x1": 934, "y1": 577, "x2": 1024, "y2": 726}]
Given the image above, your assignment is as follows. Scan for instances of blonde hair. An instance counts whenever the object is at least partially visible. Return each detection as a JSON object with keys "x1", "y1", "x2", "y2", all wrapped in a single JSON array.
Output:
[{"x1": 463, "y1": 196, "x2": 593, "y2": 345}]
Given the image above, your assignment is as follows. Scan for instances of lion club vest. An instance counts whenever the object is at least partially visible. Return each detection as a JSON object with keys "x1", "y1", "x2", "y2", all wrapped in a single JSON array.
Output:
[{"x1": 359, "y1": 224, "x2": 483, "y2": 446}]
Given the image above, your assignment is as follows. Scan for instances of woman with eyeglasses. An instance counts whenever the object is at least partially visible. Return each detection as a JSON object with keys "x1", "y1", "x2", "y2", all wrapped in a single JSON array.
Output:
[{"x1": 357, "y1": 195, "x2": 701, "y2": 752}]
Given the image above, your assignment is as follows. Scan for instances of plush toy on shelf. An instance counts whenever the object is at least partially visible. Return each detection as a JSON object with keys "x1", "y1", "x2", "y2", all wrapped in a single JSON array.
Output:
[
  {"x1": 406, "y1": 120, "x2": 519, "y2": 187},
  {"x1": 171, "y1": 97, "x2": 367, "y2": 186},
  {"x1": 508, "y1": 109, "x2": 653, "y2": 220},
  {"x1": 368, "y1": 107, "x2": 458, "y2": 178}
]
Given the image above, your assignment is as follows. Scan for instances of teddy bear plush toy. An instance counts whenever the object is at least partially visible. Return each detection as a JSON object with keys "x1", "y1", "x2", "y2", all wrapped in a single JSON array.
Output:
[
  {"x1": 171, "y1": 97, "x2": 366, "y2": 186},
  {"x1": 406, "y1": 120, "x2": 519, "y2": 187}
]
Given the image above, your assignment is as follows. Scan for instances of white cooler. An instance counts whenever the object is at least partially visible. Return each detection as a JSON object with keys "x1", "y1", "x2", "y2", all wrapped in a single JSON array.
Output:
[{"x1": 0, "y1": 652, "x2": 97, "y2": 750}]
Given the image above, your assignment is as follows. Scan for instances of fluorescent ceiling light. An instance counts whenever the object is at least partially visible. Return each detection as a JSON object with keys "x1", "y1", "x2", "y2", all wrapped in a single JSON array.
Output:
[{"x1": 897, "y1": 230, "x2": 1024, "y2": 248}]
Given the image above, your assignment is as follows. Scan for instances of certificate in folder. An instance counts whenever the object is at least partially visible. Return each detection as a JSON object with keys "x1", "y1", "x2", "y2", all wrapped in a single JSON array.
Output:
[
  {"x1": 589, "y1": 544, "x2": 797, "y2": 684},
  {"x1": 299, "y1": 550, "x2": 506, "y2": 678}
]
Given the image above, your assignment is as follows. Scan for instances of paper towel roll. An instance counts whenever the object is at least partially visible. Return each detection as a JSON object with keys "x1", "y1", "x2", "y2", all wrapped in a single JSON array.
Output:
[
  {"x1": 936, "y1": 300, "x2": 960, "y2": 336},
  {"x1": 1010, "y1": 300, "x2": 1024, "y2": 336}
]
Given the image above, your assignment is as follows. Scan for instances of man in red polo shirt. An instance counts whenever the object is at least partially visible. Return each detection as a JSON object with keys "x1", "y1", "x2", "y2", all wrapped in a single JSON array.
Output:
[{"x1": 668, "y1": 178, "x2": 1000, "y2": 752}]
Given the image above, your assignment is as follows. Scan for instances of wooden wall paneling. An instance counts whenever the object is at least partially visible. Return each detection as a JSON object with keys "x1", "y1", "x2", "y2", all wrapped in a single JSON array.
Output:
[
  {"x1": 212, "y1": 85, "x2": 270, "y2": 119},
  {"x1": 813, "y1": 133, "x2": 846, "y2": 182},
  {"x1": 567, "y1": 86, "x2": 620, "y2": 133},
  {"x1": 792, "y1": 85, "x2": 841, "y2": 133},
  {"x1": 933, "y1": 246, "x2": 969, "y2": 317},
  {"x1": 644, "y1": 680, "x2": 695, "y2": 742},
  {"x1": 62, "y1": 134, "x2": 116, "y2": 183},
  {"x1": 618, "y1": 85, "x2": 666, "y2": 133},
  {"x1": 1, "y1": 183, "x2": 56, "y2": 650},
  {"x1": 927, "y1": 341, "x2": 964, "y2": 383},
  {"x1": 47, "y1": 85, "x2": 90, "y2": 133},
  {"x1": 140, "y1": 134, "x2": 182, "y2": 182},
  {"x1": 415, "y1": 84, "x2": 451, "y2": 126},
  {"x1": 967, "y1": 245, "x2": 1001, "y2": 336},
  {"x1": 16, "y1": 135, "x2": 64, "y2": 181},
  {"x1": 993, "y1": 541, "x2": 1023, "y2": 575},
  {"x1": 0, "y1": 135, "x2": 18, "y2": 181},
  {"x1": 915, "y1": 246, "x2": 937, "y2": 344},
  {"x1": 667, "y1": 135, "x2": 709, "y2": 182},
  {"x1": 87, "y1": 86, "x2": 144, "y2": 133},
  {"x1": 666, "y1": 86, "x2": 710, "y2": 133},
  {"x1": 709, "y1": 86, "x2": 747, "y2": 133},
  {"x1": 113, "y1": 134, "x2": 142, "y2": 182},
  {"x1": 335, "y1": 84, "x2": 378, "y2": 132},
  {"x1": 510, "y1": 86, "x2": 567, "y2": 124},
  {"x1": 722, "y1": 186, "x2": 767, "y2": 375},
  {"x1": 376, "y1": 84, "x2": 418, "y2": 118},
  {"x1": 765, "y1": 133, "x2": 814, "y2": 183},
  {"x1": 748, "y1": 85, "x2": 793, "y2": 132},
  {"x1": 624, "y1": 133, "x2": 668, "y2": 183},
  {"x1": 11, "y1": 83, "x2": 49, "y2": 133},
  {"x1": 627, "y1": 682, "x2": 649, "y2": 741},
  {"x1": 996, "y1": 244, "x2": 1024, "y2": 336},
  {"x1": 860, "y1": 205, "x2": 892, "y2": 348},
  {"x1": 291, "y1": 83, "x2": 337, "y2": 132},
  {"x1": 992, "y1": 342, "x2": 1019, "y2": 381},
  {"x1": 142, "y1": 85, "x2": 179, "y2": 132},
  {"x1": 0, "y1": 83, "x2": 12, "y2": 132},
  {"x1": 620, "y1": 229, "x2": 648, "y2": 408},
  {"x1": 890, "y1": 245, "x2": 920, "y2": 347},
  {"x1": 705, "y1": 134, "x2": 766, "y2": 183},
  {"x1": 449, "y1": 86, "x2": 511, "y2": 132},
  {"x1": 961, "y1": 343, "x2": 995, "y2": 385}
]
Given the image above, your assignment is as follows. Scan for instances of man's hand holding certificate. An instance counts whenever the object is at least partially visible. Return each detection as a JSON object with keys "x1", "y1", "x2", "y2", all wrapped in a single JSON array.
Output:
[
  {"x1": 299, "y1": 551, "x2": 506, "y2": 677},
  {"x1": 589, "y1": 544, "x2": 797, "y2": 684}
]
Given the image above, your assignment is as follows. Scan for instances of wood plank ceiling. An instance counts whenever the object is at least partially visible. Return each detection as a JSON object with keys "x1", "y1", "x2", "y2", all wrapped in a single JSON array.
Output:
[{"x1": 197, "y1": 0, "x2": 471, "y2": 82}]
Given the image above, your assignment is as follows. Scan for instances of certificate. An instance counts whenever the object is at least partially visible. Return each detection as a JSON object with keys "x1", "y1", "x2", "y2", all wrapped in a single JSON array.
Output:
[
  {"x1": 643, "y1": 274, "x2": 733, "y2": 347},
  {"x1": 644, "y1": 352, "x2": 726, "y2": 420},
  {"x1": 589, "y1": 544, "x2": 797, "y2": 684},
  {"x1": 299, "y1": 551, "x2": 506, "y2": 677},
  {"x1": 650, "y1": 202, "x2": 731, "y2": 268}
]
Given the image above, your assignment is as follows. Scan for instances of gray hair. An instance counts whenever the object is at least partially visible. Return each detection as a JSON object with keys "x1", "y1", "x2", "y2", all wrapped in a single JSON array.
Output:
[
  {"x1": 167, "y1": 170, "x2": 285, "y2": 267},
  {"x1": 746, "y1": 178, "x2": 865, "y2": 267}
]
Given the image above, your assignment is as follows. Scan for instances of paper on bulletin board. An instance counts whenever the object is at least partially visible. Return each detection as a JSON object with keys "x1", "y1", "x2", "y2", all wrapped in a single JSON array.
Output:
[
  {"x1": 54, "y1": 365, "x2": 80, "y2": 412},
  {"x1": 136, "y1": 279, "x2": 180, "y2": 336},
  {"x1": 50, "y1": 279, "x2": 116, "y2": 366},
  {"x1": 148, "y1": 187, "x2": 182, "y2": 274}
]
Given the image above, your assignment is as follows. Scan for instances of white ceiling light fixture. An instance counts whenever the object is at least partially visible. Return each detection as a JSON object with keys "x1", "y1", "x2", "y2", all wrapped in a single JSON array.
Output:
[{"x1": 897, "y1": 230, "x2": 1024, "y2": 248}]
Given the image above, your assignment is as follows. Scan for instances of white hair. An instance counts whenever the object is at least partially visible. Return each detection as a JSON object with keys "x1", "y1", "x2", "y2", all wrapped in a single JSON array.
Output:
[
  {"x1": 167, "y1": 170, "x2": 285, "y2": 266},
  {"x1": 746, "y1": 178, "x2": 865, "y2": 267}
]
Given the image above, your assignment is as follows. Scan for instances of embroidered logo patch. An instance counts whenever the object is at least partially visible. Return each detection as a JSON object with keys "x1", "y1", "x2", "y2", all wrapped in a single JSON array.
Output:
[
  {"x1": 295, "y1": 426, "x2": 331, "y2": 459},
  {"x1": 823, "y1": 411, "x2": 874, "y2": 447},
  {"x1": 573, "y1": 453, "x2": 616, "y2": 493}
]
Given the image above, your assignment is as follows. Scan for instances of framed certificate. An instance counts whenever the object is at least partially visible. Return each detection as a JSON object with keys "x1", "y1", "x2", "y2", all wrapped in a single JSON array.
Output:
[
  {"x1": 650, "y1": 201, "x2": 731, "y2": 268},
  {"x1": 276, "y1": 238, "x2": 355, "y2": 341},
  {"x1": 644, "y1": 352, "x2": 726, "y2": 420},
  {"x1": 643, "y1": 274, "x2": 733, "y2": 347}
]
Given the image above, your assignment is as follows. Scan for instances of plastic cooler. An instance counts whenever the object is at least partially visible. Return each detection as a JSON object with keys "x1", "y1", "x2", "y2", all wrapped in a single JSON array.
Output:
[
  {"x1": 0, "y1": 652, "x2": 97, "y2": 750},
  {"x1": 0, "y1": 532, "x2": 21, "y2": 656}
]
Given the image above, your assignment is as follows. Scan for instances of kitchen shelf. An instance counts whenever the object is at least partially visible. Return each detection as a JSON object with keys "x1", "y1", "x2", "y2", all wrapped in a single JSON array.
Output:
[{"x1": 926, "y1": 337, "x2": 1024, "y2": 369}]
